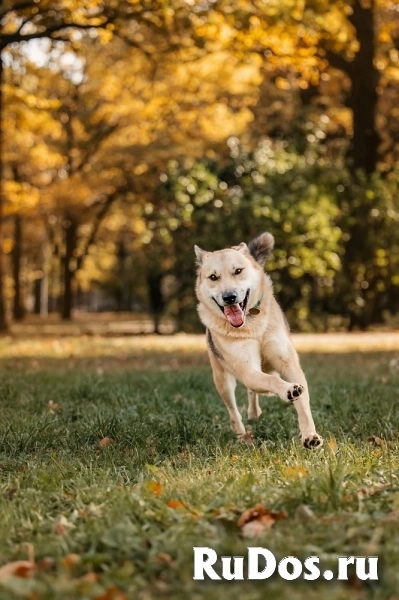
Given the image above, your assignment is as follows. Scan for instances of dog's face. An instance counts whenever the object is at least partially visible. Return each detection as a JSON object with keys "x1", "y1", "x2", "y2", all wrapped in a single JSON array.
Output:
[{"x1": 195, "y1": 243, "x2": 263, "y2": 328}]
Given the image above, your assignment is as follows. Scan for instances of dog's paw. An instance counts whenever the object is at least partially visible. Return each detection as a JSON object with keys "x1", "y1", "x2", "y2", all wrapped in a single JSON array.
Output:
[
  {"x1": 302, "y1": 433, "x2": 323, "y2": 450},
  {"x1": 287, "y1": 384, "x2": 304, "y2": 402},
  {"x1": 237, "y1": 432, "x2": 254, "y2": 445}
]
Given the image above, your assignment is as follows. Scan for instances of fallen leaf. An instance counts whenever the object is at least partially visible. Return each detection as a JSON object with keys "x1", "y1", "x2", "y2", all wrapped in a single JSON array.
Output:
[
  {"x1": 62, "y1": 554, "x2": 81, "y2": 569},
  {"x1": 98, "y1": 437, "x2": 114, "y2": 448},
  {"x1": 55, "y1": 515, "x2": 75, "y2": 535},
  {"x1": 0, "y1": 561, "x2": 36, "y2": 582},
  {"x1": 94, "y1": 586, "x2": 129, "y2": 600},
  {"x1": 76, "y1": 571, "x2": 99, "y2": 584},
  {"x1": 48, "y1": 400, "x2": 61, "y2": 413},
  {"x1": 328, "y1": 437, "x2": 339, "y2": 455},
  {"x1": 4, "y1": 487, "x2": 17, "y2": 500},
  {"x1": 357, "y1": 483, "x2": 391, "y2": 498},
  {"x1": 369, "y1": 435, "x2": 384, "y2": 447},
  {"x1": 156, "y1": 553, "x2": 174, "y2": 566},
  {"x1": 237, "y1": 504, "x2": 287, "y2": 538},
  {"x1": 37, "y1": 557, "x2": 56, "y2": 571},
  {"x1": 147, "y1": 481, "x2": 162, "y2": 496},
  {"x1": 282, "y1": 465, "x2": 307, "y2": 478},
  {"x1": 167, "y1": 499, "x2": 185, "y2": 509}
]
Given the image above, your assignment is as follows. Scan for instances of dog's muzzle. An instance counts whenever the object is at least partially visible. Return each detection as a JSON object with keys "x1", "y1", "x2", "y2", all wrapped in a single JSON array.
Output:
[{"x1": 213, "y1": 289, "x2": 250, "y2": 328}]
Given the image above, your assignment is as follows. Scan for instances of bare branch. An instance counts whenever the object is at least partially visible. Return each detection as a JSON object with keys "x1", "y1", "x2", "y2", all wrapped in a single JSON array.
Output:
[
  {"x1": 76, "y1": 184, "x2": 129, "y2": 271},
  {"x1": 321, "y1": 47, "x2": 354, "y2": 77},
  {"x1": 0, "y1": 18, "x2": 112, "y2": 50},
  {"x1": 0, "y1": 1, "x2": 36, "y2": 19}
]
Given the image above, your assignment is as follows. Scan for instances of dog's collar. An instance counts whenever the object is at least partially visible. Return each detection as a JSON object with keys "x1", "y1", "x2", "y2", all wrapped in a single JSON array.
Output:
[
  {"x1": 251, "y1": 294, "x2": 263, "y2": 311},
  {"x1": 248, "y1": 293, "x2": 263, "y2": 315}
]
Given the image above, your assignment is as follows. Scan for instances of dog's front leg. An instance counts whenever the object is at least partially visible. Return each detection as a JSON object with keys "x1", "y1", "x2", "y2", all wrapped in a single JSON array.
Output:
[
  {"x1": 209, "y1": 353, "x2": 247, "y2": 440},
  {"x1": 268, "y1": 342, "x2": 323, "y2": 450},
  {"x1": 279, "y1": 364, "x2": 323, "y2": 450},
  {"x1": 240, "y1": 369, "x2": 304, "y2": 403}
]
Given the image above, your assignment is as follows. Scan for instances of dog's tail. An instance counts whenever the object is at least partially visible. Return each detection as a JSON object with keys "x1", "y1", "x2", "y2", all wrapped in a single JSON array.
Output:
[{"x1": 248, "y1": 232, "x2": 274, "y2": 267}]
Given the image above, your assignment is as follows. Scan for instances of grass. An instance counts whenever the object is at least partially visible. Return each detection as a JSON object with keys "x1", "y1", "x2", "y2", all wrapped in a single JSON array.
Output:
[{"x1": 0, "y1": 334, "x2": 399, "y2": 599}]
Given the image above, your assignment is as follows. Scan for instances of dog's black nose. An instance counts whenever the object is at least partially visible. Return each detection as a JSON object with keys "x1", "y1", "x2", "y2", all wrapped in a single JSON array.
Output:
[{"x1": 222, "y1": 291, "x2": 238, "y2": 305}]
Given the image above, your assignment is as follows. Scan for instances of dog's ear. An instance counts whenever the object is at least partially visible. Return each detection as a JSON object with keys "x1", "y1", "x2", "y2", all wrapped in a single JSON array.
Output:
[
  {"x1": 194, "y1": 245, "x2": 206, "y2": 266},
  {"x1": 247, "y1": 232, "x2": 275, "y2": 267}
]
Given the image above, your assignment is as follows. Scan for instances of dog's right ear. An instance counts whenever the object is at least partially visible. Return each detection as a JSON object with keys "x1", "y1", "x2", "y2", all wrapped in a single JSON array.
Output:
[{"x1": 194, "y1": 245, "x2": 206, "y2": 266}]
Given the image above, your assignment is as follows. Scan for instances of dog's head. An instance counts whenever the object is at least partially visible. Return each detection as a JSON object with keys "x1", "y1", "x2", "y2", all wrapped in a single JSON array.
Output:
[{"x1": 194, "y1": 233, "x2": 274, "y2": 329}]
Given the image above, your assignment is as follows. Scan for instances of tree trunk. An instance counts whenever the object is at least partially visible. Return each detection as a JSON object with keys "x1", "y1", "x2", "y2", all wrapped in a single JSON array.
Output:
[
  {"x1": 147, "y1": 273, "x2": 164, "y2": 334},
  {"x1": 33, "y1": 279, "x2": 42, "y2": 314},
  {"x1": 117, "y1": 238, "x2": 130, "y2": 311},
  {"x1": 40, "y1": 237, "x2": 50, "y2": 316},
  {"x1": 61, "y1": 217, "x2": 78, "y2": 320},
  {"x1": 326, "y1": 1, "x2": 379, "y2": 329},
  {"x1": 0, "y1": 57, "x2": 8, "y2": 331},
  {"x1": 345, "y1": 1, "x2": 379, "y2": 329},
  {"x1": 347, "y1": 0, "x2": 380, "y2": 174},
  {"x1": 12, "y1": 214, "x2": 24, "y2": 320}
]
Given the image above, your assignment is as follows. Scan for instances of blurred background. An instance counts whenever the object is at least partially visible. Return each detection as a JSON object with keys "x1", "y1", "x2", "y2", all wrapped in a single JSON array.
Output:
[{"x1": 1, "y1": 0, "x2": 399, "y2": 335}]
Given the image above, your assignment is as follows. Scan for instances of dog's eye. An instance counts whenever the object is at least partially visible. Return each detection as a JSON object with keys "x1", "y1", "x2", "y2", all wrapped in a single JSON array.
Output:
[
  {"x1": 209, "y1": 274, "x2": 219, "y2": 281},
  {"x1": 234, "y1": 268, "x2": 243, "y2": 275}
]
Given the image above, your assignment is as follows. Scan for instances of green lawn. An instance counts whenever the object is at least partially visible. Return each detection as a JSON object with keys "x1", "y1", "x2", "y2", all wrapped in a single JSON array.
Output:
[{"x1": 0, "y1": 335, "x2": 399, "y2": 599}]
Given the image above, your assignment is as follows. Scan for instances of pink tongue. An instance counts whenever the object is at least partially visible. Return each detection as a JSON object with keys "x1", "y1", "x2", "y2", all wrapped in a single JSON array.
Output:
[{"x1": 223, "y1": 304, "x2": 244, "y2": 327}]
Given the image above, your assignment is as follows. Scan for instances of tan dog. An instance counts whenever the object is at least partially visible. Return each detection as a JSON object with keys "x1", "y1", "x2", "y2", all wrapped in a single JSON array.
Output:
[{"x1": 194, "y1": 232, "x2": 323, "y2": 449}]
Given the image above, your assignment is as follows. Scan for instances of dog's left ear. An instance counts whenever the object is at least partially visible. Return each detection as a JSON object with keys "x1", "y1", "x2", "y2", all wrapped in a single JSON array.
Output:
[
  {"x1": 194, "y1": 245, "x2": 206, "y2": 266},
  {"x1": 247, "y1": 232, "x2": 274, "y2": 267}
]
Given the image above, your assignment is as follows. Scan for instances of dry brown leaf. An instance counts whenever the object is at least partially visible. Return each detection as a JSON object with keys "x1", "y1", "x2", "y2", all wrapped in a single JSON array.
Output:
[
  {"x1": 237, "y1": 504, "x2": 287, "y2": 538},
  {"x1": 55, "y1": 515, "x2": 75, "y2": 535},
  {"x1": 358, "y1": 483, "x2": 391, "y2": 498},
  {"x1": 282, "y1": 465, "x2": 307, "y2": 478},
  {"x1": 98, "y1": 437, "x2": 115, "y2": 448},
  {"x1": 62, "y1": 554, "x2": 81, "y2": 569},
  {"x1": 76, "y1": 572, "x2": 99, "y2": 584},
  {"x1": 48, "y1": 400, "x2": 61, "y2": 413},
  {"x1": 4, "y1": 487, "x2": 17, "y2": 500},
  {"x1": 369, "y1": 435, "x2": 384, "y2": 447},
  {"x1": 0, "y1": 561, "x2": 36, "y2": 582},
  {"x1": 94, "y1": 586, "x2": 129, "y2": 600},
  {"x1": 156, "y1": 553, "x2": 174, "y2": 566},
  {"x1": 167, "y1": 499, "x2": 185, "y2": 509},
  {"x1": 147, "y1": 481, "x2": 163, "y2": 496},
  {"x1": 37, "y1": 557, "x2": 56, "y2": 571},
  {"x1": 328, "y1": 437, "x2": 339, "y2": 455}
]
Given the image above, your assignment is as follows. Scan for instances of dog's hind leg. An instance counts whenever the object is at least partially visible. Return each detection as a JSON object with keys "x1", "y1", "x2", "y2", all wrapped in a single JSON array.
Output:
[{"x1": 247, "y1": 389, "x2": 262, "y2": 419}]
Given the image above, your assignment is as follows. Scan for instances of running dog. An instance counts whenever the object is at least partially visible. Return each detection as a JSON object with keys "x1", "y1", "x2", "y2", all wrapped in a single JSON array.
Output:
[{"x1": 194, "y1": 232, "x2": 323, "y2": 449}]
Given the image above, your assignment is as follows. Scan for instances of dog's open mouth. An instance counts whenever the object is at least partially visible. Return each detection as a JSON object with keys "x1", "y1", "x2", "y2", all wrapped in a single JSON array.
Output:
[{"x1": 214, "y1": 289, "x2": 250, "y2": 328}]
